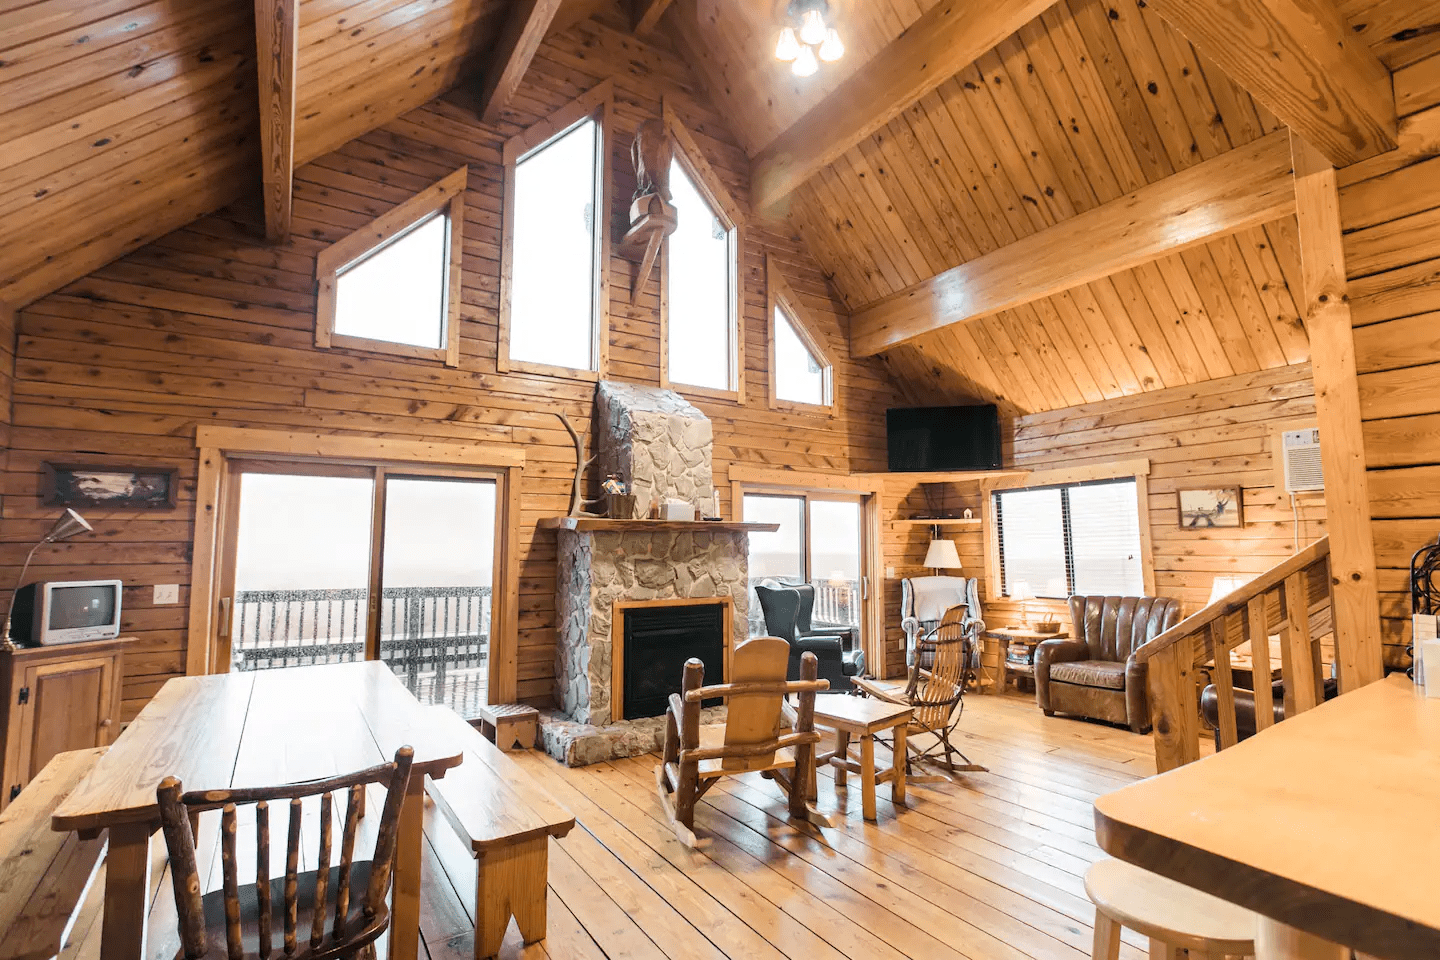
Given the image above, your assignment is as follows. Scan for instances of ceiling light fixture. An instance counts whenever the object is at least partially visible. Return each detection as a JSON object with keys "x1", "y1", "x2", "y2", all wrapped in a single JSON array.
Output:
[{"x1": 775, "y1": 0, "x2": 842, "y2": 75}]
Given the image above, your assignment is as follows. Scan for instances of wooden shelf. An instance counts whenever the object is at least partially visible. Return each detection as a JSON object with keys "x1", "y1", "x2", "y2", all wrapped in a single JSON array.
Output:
[
  {"x1": 893, "y1": 518, "x2": 982, "y2": 527},
  {"x1": 538, "y1": 517, "x2": 780, "y2": 533}
]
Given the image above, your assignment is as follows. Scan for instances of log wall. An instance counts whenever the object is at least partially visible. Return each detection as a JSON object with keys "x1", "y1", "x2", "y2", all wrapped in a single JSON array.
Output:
[
  {"x1": 878, "y1": 363, "x2": 1328, "y2": 678},
  {"x1": 1342, "y1": 49, "x2": 1440, "y2": 668},
  {"x1": 2, "y1": 16, "x2": 901, "y2": 719}
]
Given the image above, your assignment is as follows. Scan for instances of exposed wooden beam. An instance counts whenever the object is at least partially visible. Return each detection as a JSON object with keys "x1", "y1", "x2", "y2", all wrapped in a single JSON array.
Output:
[
  {"x1": 749, "y1": 0, "x2": 1054, "y2": 212},
  {"x1": 850, "y1": 130, "x2": 1298, "y2": 357},
  {"x1": 1290, "y1": 130, "x2": 1384, "y2": 691},
  {"x1": 1145, "y1": 0, "x2": 1397, "y2": 167},
  {"x1": 254, "y1": 0, "x2": 297, "y2": 242},
  {"x1": 479, "y1": 0, "x2": 566, "y2": 125},
  {"x1": 631, "y1": 0, "x2": 674, "y2": 34}
]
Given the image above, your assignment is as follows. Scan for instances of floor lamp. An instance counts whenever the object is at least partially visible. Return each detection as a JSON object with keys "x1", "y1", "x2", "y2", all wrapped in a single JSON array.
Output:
[{"x1": 1, "y1": 508, "x2": 94, "y2": 652}]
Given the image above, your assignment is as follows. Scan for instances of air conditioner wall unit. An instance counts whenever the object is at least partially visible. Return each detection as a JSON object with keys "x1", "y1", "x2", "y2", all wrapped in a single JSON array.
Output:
[{"x1": 1281, "y1": 427, "x2": 1324, "y2": 494}]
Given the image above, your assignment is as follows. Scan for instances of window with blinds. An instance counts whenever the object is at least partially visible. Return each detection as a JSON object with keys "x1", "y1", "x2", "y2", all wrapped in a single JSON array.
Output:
[{"x1": 994, "y1": 478, "x2": 1144, "y2": 598}]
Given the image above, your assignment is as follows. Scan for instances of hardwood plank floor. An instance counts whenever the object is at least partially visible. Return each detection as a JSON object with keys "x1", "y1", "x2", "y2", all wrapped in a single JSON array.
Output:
[{"x1": 62, "y1": 691, "x2": 1169, "y2": 960}]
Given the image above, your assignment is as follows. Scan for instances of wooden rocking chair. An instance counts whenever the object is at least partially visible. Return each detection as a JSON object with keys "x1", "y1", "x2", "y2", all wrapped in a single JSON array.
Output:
[
  {"x1": 655, "y1": 637, "x2": 832, "y2": 848},
  {"x1": 853, "y1": 605, "x2": 986, "y2": 780}
]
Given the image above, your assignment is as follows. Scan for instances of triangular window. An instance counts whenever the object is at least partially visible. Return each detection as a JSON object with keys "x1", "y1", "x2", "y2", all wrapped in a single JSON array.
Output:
[{"x1": 315, "y1": 167, "x2": 465, "y2": 367}]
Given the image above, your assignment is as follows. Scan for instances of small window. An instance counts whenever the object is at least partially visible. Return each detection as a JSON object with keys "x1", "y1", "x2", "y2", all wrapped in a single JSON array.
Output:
[
  {"x1": 500, "y1": 83, "x2": 611, "y2": 379},
  {"x1": 315, "y1": 167, "x2": 465, "y2": 366},
  {"x1": 664, "y1": 151, "x2": 739, "y2": 395},
  {"x1": 994, "y1": 478, "x2": 1144, "y2": 598},
  {"x1": 774, "y1": 305, "x2": 826, "y2": 405},
  {"x1": 766, "y1": 254, "x2": 834, "y2": 412}
]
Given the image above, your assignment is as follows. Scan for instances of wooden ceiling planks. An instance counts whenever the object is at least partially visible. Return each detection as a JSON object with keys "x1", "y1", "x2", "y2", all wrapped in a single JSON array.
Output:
[
  {"x1": 672, "y1": 0, "x2": 1321, "y2": 416},
  {"x1": 0, "y1": 0, "x2": 511, "y2": 308}
]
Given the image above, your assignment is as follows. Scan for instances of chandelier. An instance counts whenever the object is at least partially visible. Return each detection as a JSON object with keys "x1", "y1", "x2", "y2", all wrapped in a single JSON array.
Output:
[{"x1": 774, "y1": 0, "x2": 844, "y2": 77}]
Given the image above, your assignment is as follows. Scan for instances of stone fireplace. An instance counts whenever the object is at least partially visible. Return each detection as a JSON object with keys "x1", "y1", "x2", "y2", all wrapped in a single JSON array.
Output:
[{"x1": 542, "y1": 382, "x2": 761, "y2": 766}]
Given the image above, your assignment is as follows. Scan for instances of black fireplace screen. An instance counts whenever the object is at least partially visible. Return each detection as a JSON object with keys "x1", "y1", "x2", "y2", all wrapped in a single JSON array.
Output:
[{"x1": 622, "y1": 603, "x2": 726, "y2": 720}]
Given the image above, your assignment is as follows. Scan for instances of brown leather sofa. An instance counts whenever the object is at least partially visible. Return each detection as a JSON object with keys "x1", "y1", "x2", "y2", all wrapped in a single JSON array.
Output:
[{"x1": 1035, "y1": 595, "x2": 1183, "y2": 733}]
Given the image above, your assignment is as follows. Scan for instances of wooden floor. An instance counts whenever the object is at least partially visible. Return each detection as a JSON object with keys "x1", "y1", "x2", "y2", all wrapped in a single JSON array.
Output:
[{"x1": 63, "y1": 692, "x2": 1170, "y2": 960}]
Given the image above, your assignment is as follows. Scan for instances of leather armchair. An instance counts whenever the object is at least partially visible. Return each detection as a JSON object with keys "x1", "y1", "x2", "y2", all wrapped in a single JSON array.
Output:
[
  {"x1": 1035, "y1": 595, "x2": 1182, "y2": 733},
  {"x1": 753, "y1": 583, "x2": 864, "y2": 692}
]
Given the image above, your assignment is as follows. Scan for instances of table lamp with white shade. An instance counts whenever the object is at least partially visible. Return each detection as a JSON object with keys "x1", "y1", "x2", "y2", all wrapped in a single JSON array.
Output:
[
  {"x1": 923, "y1": 535, "x2": 962, "y2": 575},
  {"x1": 1009, "y1": 579, "x2": 1033, "y2": 629}
]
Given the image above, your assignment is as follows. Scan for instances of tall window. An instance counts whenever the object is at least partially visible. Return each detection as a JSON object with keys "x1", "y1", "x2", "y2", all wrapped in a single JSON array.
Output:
[
  {"x1": 508, "y1": 117, "x2": 601, "y2": 372},
  {"x1": 742, "y1": 492, "x2": 864, "y2": 642},
  {"x1": 994, "y1": 478, "x2": 1144, "y2": 598},
  {"x1": 665, "y1": 156, "x2": 737, "y2": 392},
  {"x1": 315, "y1": 166, "x2": 466, "y2": 367}
]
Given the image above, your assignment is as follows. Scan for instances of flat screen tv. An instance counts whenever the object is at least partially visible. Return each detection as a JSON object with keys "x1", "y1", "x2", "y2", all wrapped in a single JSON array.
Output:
[{"x1": 887, "y1": 405, "x2": 1002, "y2": 472}]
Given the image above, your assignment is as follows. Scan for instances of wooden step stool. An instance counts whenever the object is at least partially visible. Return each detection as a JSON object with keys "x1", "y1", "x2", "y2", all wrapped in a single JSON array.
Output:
[{"x1": 475, "y1": 702, "x2": 539, "y2": 751}]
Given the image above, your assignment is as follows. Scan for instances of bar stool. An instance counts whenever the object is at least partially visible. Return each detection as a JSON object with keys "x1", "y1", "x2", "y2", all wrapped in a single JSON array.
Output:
[{"x1": 1086, "y1": 858, "x2": 1258, "y2": 959}]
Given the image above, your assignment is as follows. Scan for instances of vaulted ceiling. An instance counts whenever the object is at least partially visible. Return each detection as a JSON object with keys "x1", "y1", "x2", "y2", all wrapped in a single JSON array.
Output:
[
  {"x1": 672, "y1": 0, "x2": 1440, "y2": 416},
  {"x1": 4, "y1": 0, "x2": 1440, "y2": 417}
]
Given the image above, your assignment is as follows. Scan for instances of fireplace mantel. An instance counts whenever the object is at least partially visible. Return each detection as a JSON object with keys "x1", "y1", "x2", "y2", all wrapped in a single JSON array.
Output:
[{"x1": 540, "y1": 517, "x2": 778, "y2": 533}]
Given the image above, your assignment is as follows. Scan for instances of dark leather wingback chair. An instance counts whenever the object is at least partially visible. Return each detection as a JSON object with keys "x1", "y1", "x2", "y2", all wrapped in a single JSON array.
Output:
[
  {"x1": 753, "y1": 582, "x2": 865, "y2": 692},
  {"x1": 1035, "y1": 595, "x2": 1183, "y2": 733}
]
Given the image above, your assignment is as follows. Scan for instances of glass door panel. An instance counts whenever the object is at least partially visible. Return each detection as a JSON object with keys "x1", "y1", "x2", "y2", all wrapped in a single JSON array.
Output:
[
  {"x1": 230, "y1": 472, "x2": 376, "y2": 672},
  {"x1": 808, "y1": 499, "x2": 862, "y2": 636},
  {"x1": 379, "y1": 476, "x2": 497, "y2": 715},
  {"x1": 742, "y1": 494, "x2": 806, "y2": 636}
]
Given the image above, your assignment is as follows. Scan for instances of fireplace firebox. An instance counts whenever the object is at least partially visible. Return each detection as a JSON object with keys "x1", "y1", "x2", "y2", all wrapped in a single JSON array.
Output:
[{"x1": 620, "y1": 602, "x2": 726, "y2": 720}]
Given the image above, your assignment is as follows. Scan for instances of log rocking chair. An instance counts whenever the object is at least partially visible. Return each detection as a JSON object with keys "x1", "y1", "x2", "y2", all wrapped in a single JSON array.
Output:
[
  {"x1": 853, "y1": 605, "x2": 986, "y2": 780},
  {"x1": 655, "y1": 636, "x2": 832, "y2": 847}
]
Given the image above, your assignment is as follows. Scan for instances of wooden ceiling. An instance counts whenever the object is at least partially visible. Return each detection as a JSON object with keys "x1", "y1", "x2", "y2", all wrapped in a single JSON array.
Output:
[
  {"x1": 671, "y1": 0, "x2": 1440, "y2": 416},
  {"x1": 0, "y1": 0, "x2": 511, "y2": 307},
  {"x1": 4, "y1": 0, "x2": 1440, "y2": 419}
]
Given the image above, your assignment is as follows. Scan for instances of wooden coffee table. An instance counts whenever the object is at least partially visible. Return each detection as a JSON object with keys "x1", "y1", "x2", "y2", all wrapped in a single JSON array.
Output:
[{"x1": 810, "y1": 696, "x2": 913, "y2": 821}]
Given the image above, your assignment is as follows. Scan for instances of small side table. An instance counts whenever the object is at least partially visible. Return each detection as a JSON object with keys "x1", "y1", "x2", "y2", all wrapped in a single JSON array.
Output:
[
  {"x1": 983, "y1": 627, "x2": 1068, "y2": 694},
  {"x1": 811, "y1": 696, "x2": 913, "y2": 821}
]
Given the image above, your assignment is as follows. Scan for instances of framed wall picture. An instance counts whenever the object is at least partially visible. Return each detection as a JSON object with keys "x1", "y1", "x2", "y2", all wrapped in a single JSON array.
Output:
[
  {"x1": 42, "y1": 463, "x2": 179, "y2": 510},
  {"x1": 1176, "y1": 487, "x2": 1243, "y2": 529}
]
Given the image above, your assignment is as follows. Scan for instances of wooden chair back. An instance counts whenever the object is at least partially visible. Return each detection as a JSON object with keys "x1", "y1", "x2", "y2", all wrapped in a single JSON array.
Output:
[
  {"x1": 675, "y1": 637, "x2": 828, "y2": 775},
  {"x1": 907, "y1": 605, "x2": 969, "y2": 728},
  {"x1": 156, "y1": 746, "x2": 415, "y2": 960}
]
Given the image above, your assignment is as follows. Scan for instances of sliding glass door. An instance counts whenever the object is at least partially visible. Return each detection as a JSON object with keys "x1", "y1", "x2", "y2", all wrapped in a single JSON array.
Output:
[
  {"x1": 742, "y1": 492, "x2": 867, "y2": 645},
  {"x1": 219, "y1": 461, "x2": 500, "y2": 715}
]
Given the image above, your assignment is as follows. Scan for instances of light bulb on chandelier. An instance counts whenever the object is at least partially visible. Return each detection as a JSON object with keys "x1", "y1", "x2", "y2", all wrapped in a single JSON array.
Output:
[
  {"x1": 791, "y1": 43, "x2": 819, "y2": 77},
  {"x1": 799, "y1": 7, "x2": 827, "y2": 46},
  {"x1": 817, "y1": 27, "x2": 844, "y2": 62},
  {"x1": 774, "y1": 26, "x2": 800, "y2": 62}
]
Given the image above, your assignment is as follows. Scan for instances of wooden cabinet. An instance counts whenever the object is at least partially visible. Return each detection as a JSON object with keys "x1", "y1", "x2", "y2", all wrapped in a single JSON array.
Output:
[{"x1": 0, "y1": 639, "x2": 128, "y2": 809}]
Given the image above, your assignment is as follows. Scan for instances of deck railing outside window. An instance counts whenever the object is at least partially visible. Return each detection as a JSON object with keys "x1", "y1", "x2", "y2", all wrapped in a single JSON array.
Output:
[
  {"x1": 232, "y1": 585, "x2": 491, "y2": 711},
  {"x1": 747, "y1": 578, "x2": 860, "y2": 635}
]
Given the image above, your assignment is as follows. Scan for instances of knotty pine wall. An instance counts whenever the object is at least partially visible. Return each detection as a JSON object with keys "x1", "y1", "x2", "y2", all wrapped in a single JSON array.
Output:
[
  {"x1": 877, "y1": 363, "x2": 1328, "y2": 678},
  {"x1": 1341, "y1": 49, "x2": 1440, "y2": 670},
  {"x1": 3, "y1": 16, "x2": 902, "y2": 719}
]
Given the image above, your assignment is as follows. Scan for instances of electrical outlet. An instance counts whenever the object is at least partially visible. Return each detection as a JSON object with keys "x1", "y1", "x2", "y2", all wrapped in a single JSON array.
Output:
[
  {"x1": 885, "y1": 566, "x2": 896, "y2": 579},
  {"x1": 153, "y1": 584, "x2": 179, "y2": 605}
]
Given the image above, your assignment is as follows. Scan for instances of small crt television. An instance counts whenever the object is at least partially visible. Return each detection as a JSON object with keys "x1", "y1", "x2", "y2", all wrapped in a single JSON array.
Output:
[{"x1": 9, "y1": 579, "x2": 123, "y2": 646}]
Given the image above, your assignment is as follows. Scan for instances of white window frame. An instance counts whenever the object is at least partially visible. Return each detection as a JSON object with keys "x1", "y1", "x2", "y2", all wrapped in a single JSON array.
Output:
[
  {"x1": 982, "y1": 460, "x2": 1155, "y2": 600},
  {"x1": 766, "y1": 253, "x2": 835, "y2": 415},
  {"x1": 659, "y1": 99, "x2": 745, "y2": 402},
  {"x1": 498, "y1": 81, "x2": 612, "y2": 381},
  {"x1": 315, "y1": 166, "x2": 466, "y2": 367}
]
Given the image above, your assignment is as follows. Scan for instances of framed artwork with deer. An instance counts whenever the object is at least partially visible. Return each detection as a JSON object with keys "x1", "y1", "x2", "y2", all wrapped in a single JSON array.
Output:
[{"x1": 1176, "y1": 487, "x2": 1243, "y2": 529}]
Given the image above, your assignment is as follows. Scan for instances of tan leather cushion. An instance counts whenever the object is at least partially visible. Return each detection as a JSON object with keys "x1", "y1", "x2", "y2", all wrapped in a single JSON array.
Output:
[{"x1": 1048, "y1": 659, "x2": 1127, "y2": 690}]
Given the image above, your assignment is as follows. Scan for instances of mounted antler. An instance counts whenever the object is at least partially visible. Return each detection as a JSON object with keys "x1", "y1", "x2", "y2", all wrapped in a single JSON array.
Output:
[{"x1": 557, "y1": 412, "x2": 605, "y2": 517}]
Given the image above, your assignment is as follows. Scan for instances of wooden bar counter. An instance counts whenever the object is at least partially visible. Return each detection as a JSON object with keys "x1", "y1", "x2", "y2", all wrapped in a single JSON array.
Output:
[{"x1": 1094, "y1": 675, "x2": 1440, "y2": 960}]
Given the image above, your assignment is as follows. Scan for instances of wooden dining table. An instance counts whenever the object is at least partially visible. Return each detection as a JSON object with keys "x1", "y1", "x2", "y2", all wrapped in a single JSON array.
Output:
[
  {"x1": 1094, "y1": 674, "x2": 1440, "y2": 959},
  {"x1": 51, "y1": 661, "x2": 464, "y2": 960}
]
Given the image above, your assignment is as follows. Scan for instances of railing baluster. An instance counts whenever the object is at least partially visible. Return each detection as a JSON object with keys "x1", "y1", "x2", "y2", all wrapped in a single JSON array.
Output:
[
  {"x1": 1210, "y1": 617, "x2": 1239, "y2": 750},
  {"x1": 1248, "y1": 593, "x2": 1275, "y2": 732}
]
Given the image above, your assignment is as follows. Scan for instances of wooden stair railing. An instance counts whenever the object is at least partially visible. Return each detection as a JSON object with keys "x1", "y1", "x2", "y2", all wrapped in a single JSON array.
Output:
[{"x1": 1135, "y1": 536, "x2": 1335, "y2": 772}]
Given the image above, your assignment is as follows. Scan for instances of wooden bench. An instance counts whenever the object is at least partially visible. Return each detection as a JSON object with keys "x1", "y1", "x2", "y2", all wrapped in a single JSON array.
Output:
[
  {"x1": 0, "y1": 748, "x2": 107, "y2": 960},
  {"x1": 424, "y1": 708, "x2": 575, "y2": 960}
]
